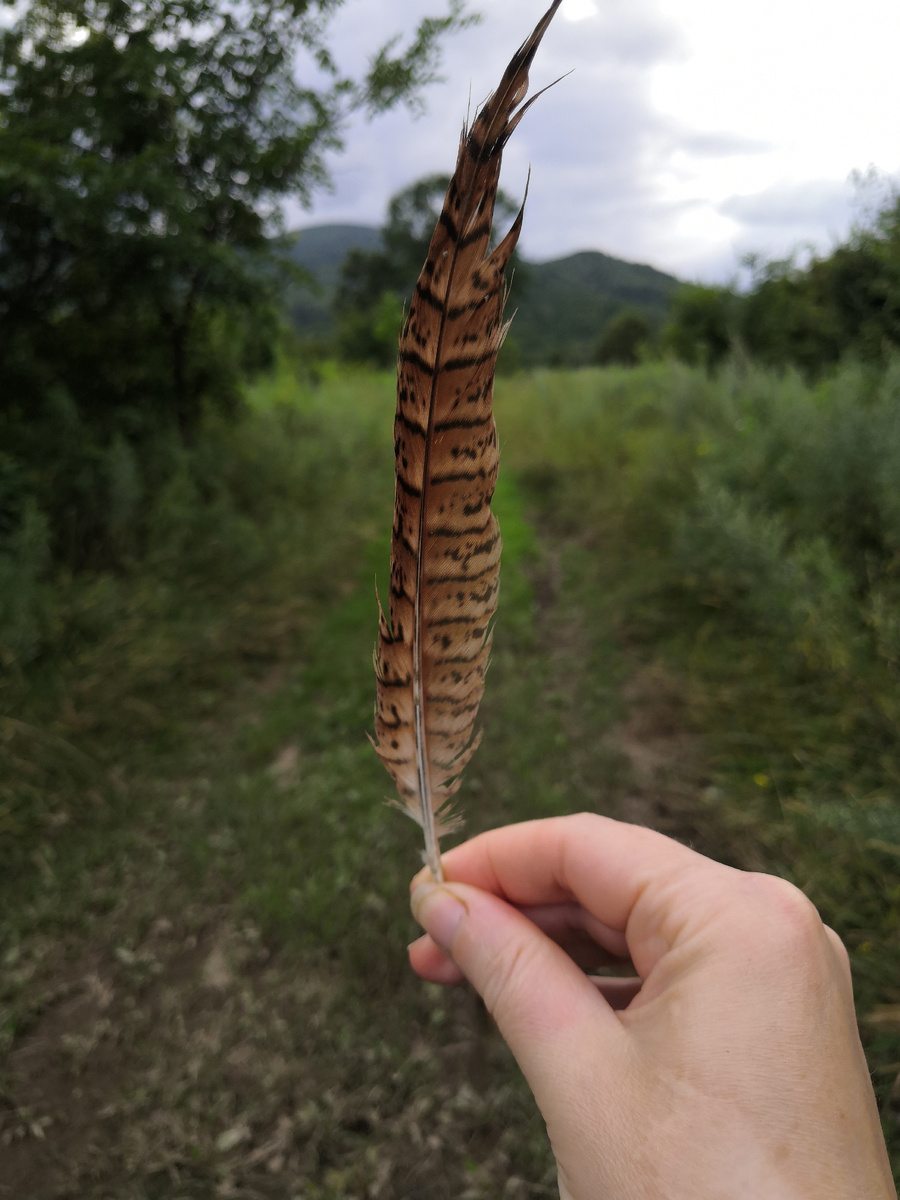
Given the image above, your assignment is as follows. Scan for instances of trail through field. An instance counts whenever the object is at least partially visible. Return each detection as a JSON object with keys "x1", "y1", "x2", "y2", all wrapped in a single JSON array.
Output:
[
  {"x1": 0, "y1": 486, "x2": 712, "y2": 1200},
  {"x1": 4, "y1": 364, "x2": 897, "y2": 1192}
]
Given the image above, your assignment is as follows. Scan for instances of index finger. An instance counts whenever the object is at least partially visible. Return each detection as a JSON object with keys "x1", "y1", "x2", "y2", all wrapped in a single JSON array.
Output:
[{"x1": 421, "y1": 813, "x2": 728, "y2": 944}]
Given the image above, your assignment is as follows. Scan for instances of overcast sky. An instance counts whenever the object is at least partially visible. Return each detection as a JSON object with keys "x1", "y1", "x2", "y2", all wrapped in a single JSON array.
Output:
[{"x1": 289, "y1": 0, "x2": 900, "y2": 282}]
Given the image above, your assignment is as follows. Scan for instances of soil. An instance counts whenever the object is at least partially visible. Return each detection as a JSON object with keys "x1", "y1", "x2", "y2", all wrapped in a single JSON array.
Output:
[{"x1": 1, "y1": 552, "x2": 709, "y2": 1200}]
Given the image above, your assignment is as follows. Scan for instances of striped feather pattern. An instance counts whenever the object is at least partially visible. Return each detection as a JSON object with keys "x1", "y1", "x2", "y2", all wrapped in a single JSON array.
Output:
[{"x1": 372, "y1": 1, "x2": 561, "y2": 880}]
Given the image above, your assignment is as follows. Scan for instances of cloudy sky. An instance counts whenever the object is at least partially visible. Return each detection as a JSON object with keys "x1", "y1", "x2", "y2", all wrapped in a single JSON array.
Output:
[{"x1": 290, "y1": 0, "x2": 900, "y2": 282}]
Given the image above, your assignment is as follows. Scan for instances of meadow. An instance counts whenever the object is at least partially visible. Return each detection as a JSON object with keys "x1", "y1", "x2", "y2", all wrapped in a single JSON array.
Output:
[{"x1": 2, "y1": 360, "x2": 899, "y2": 1196}]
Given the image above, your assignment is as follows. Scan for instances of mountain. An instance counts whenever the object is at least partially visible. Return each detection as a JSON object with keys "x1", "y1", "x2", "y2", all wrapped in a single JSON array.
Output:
[
  {"x1": 283, "y1": 224, "x2": 383, "y2": 335},
  {"x1": 287, "y1": 223, "x2": 383, "y2": 285},
  {"x1": 509, "y1": 251, "x2": 680, "y2": 365},
  {"x1": 284, "y1": 223, "x2": 680, "y2": 363}
]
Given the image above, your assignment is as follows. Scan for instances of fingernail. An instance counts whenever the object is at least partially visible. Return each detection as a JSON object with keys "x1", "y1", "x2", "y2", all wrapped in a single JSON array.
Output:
[
  {"x1": 410, "y1": 883, "x2": 467, "y2": 952},
  {"x1": 410, "y1": 865, "x2": 433, "y2": 891}
]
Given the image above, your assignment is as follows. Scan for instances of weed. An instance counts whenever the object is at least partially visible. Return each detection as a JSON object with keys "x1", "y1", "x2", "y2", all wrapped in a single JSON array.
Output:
[{"x1": 2, "y1": 359, "x2": 899, "y2": 1191}]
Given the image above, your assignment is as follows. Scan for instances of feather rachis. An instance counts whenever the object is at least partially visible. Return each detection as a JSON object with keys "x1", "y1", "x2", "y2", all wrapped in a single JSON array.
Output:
[{"x1": 373, "y1": 2, "x2": 561, "y2": 880}]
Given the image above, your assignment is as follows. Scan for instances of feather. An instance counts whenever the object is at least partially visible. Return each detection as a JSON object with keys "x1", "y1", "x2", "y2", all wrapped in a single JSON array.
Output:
[{"x1": 372, "y1": 1, "x2": 562, "y2": 881}]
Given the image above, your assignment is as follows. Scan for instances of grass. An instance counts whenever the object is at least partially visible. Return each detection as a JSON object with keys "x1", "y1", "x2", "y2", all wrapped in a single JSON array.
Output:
[
  {"x1": 1, "y1": 358, "x2": 898, "y2": 1194},
  {"x1": 0, "y1": 365, "x2": 622, "y2": 1197},
  {"x1": 496, "y1": 360, "x2": 900, "y2": 1159}
]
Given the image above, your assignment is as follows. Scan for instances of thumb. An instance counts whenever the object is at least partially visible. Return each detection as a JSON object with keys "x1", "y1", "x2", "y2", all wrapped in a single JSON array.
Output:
[{"x1": 410, "y1": 880, "x2": 624, "y2": 1094}]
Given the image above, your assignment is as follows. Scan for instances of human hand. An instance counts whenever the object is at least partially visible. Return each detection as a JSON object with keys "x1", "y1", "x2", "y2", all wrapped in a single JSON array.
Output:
[{"x1": 408, "y1": 814, "x2": 896, "y2": 1200}]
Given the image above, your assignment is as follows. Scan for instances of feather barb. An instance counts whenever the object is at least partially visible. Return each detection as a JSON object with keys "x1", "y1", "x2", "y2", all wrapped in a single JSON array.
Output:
[{"x1": 372, "y1": 2, "x2": 561, "y2": 881}]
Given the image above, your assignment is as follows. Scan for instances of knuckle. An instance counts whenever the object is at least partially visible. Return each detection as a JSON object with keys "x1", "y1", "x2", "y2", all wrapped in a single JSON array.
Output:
[
  {"x1": 565, "y1": 811, "x2": 607, "y2": 839},
  {"x1": 824, "y1": 925, "x2": 852, "y2": 978},
  {"x1": 743, "y1": 872, "x2": 827, "y2": 954}
]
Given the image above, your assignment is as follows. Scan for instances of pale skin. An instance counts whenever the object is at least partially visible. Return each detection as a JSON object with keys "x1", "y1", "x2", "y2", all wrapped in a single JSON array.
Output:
[{"x1": 408, "y1": 813, "x2": 897, "y2": 1200}]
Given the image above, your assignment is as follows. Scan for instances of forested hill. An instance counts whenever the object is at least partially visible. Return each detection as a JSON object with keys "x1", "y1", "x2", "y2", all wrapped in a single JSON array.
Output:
[
  {"x1": 284, "y1": 224, "x2": 384, "y2": 335},
  {"x1": 290, "y1": 224, "x2": 383, "y2": 286},
  {"x1": 285, "y1": 223, "x2": 680, "y2": 363},
  {"x1": 508, "y1": 250, "x2": 680, "y2": 365}
]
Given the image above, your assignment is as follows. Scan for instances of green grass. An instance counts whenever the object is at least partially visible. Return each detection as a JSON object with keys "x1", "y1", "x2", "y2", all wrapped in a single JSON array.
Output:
[
  {"x1": 496, "y1": 360, "x2": 900, "y2": 1162},
  {"x1": 1, "y1": 358, "x2": 899, "y2": 1194},
  {"x1": 1, "y1": 365, "x2": 616, "y2": 1196}
]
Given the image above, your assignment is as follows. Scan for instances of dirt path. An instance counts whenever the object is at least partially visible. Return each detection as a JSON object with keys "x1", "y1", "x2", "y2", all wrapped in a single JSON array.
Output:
[{"x1": 0, "y1": 538, "x2": 712, "y2": 1200}]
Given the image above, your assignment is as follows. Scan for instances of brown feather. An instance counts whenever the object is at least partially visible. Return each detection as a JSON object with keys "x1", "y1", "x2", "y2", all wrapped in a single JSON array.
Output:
[{"x1": 372, "y1": 1, "x2": 561, "y2": 881}]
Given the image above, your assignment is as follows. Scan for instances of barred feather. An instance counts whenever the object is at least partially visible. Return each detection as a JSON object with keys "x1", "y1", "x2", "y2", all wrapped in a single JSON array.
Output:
[{"x1": 372, "y1": 2, "x2": 561, "y2": 880}]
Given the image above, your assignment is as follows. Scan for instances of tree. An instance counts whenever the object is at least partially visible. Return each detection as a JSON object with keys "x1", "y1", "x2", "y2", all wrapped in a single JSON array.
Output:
[
  {"x1": 738, "y1": 253, "x2": 843, "y2": 374},
  {"x1": 594, "y1": 308, "x2": 652, "y2": 366},
  {"x1": 677, "y1": 185, "x2": 900, "y2": 378},
  {"x1": 333, "y1": 172, "x2": 523, "y2": 363},
  {"x1": 831, "y1": 193, "x2": 900, "y2": 360},
  {"x1": 0, "y1": 0, "x2": 475, "y2": 563},
  {"x1": 662, "y1": 283, "x2": 737, "y2": 369}
]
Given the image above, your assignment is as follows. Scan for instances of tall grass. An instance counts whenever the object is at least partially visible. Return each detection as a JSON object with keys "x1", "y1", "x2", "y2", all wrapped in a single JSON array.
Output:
[
  {"x1": 496, "y1": 359, "x2": 900, "y2": 746},
  {"x1": 1, "y1": 366, "x2": 397, "y2": 873},
  {"x1": 3, "y1": 357, "x2": 898, "y2": 1185},
  {"x1": 495, "y1": 359, "x2": 900, "y2": 1160}
]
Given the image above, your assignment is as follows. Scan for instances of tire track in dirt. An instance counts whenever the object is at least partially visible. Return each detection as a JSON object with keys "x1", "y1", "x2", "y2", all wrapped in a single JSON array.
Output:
[{"x1": 527, "y1": 532, "x2": 714, "y2": 848}]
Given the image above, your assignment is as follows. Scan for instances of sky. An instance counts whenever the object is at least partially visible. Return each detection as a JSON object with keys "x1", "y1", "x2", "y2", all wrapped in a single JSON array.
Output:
[{"x1": 289, "y1": 0, "x2": 900, "y2": 283}]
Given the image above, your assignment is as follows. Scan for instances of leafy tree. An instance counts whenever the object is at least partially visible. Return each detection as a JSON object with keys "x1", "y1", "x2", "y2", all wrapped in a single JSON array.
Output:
[
  {"x1": 335, "y1": 290, "x2": 406, "y2": 368},
  {"x1": 0, "y1": 0, "x2": 475, "y2": 564},
  {"x1": 730, "y1": 208, "x2": 900, "y2": 377},
  {"x1": 738, "y1": 253, "x2": 844, "y2": 374},
  {"x1": 662, "y1": 283, "x2": 737, "y2": 369},
  {"x1": 594, "y1": 308, "x2": 652, "y2": 366},
  {"x1": 333, "y1": 171, "x2": 523, "y2": 363},
  {"x1": 665, "y1": 186, "x2": 900, "y2": 378},
  {"x1": 832, "y1": 193, "x2": 900, "y2": 359}
]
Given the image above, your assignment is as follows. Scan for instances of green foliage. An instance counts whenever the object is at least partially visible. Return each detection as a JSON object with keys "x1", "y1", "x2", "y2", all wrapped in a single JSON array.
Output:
[
  {"x1": 0, "y1": 0, "x2": 473, "y2": 571},
  {"x1": 0, "y1": 365, "x2": 613, "y2": 1196},
  {"x1": 0, "y1": 480, "x2": 51, "y2": 668},
  {"x1": 672, "y1": 480, "x2": 856, "y2": 641},
  {"x1": 665, "y1": 185, "x2": 900, "y2": 375},
  {"x1": 287, "y1": 225, "x2": 680, "y2": 367},
  {"x1": 662, "y1": 282, "x2": 736, "y2": 367},
  {"x1": 3, "y1": 361, "x2": 900, "y2": 1184},
  {"x1": 493, "y1": 361, "x2": 900, "y2": 1167},
  {"x1": 740, "y1": 255, "x2": 843, "y2": 372},
  {"x1": 335, "y1": 289, "x2": 405, "y2": 367},
  {"x1": 510, "y1": 251, "x2": 677, "y2": 367},
  {"x1": 594, "y1": 307, "x2": 652, "y2": 366},
  {"x1": 505, "y1": 357, "x2": 900, "y2": 729}
]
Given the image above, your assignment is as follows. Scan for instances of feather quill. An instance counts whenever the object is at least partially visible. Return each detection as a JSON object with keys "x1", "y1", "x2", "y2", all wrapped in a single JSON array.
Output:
[{"x1": 372, "y1": 1, "x2": 561, "y2": 881}]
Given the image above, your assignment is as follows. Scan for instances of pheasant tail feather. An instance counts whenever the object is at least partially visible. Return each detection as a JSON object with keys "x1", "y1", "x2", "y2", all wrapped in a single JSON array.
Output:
[{"x1": 372, "y1": 1, "x2": 561, "y2": 881}]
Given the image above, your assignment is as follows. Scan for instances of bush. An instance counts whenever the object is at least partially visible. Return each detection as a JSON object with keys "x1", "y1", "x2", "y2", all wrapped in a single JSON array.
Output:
[
  {"x1": 0, "y1": 488, "x2": 51, "y2": 668},
  {"x1": 594, "y1": 309, "x2": 652, "y2": 366},
  {"x1": 499, "y1": 357, "x2": 900, "y2": 742}
]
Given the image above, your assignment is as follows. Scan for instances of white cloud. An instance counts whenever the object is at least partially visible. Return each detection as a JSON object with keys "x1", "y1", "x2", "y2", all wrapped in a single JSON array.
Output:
[
  {"x1": 721, "y1": 179, "x2": 854, "y2": 231},
  {"x1": 561, "y1": 0, "x2": 597, "y2": 22},
  {"x1": 680, "y1": 133, "x2": 772, "y2": 159},
  {"x1": 291, "y1": 0, "x2": 900, "y2": 282}
]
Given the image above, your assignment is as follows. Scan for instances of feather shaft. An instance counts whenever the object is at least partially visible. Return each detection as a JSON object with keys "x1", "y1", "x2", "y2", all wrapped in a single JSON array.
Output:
[{"x1": 372, "y1": 1, "x2": 562, "y2": 880}]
